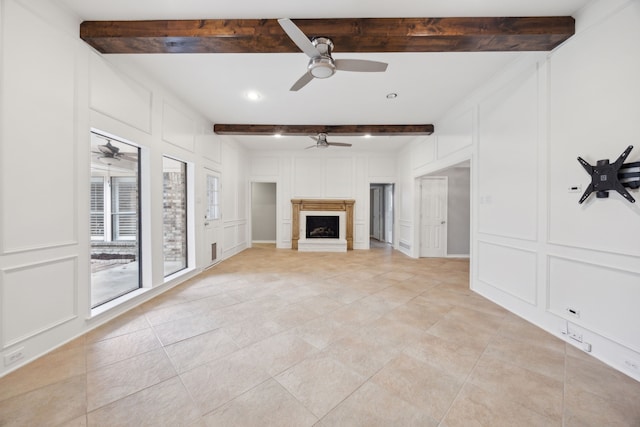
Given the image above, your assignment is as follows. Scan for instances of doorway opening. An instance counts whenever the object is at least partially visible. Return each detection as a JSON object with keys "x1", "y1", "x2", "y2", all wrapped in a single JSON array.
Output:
[
  {"x1": 251, "y1": 182, "x2": 277, "y2": 245},
  {"x1": 419, "y1": 161, "x2": 470, "y2": 258},
  {"x1": 370, "y1": 183, "x2": 394, "y2": 247}
]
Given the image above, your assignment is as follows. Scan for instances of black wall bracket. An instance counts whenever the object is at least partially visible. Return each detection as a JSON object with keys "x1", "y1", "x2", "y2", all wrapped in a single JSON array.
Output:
[{"x1": 577, "y1": 145, "x2": 640, "y2": 204}]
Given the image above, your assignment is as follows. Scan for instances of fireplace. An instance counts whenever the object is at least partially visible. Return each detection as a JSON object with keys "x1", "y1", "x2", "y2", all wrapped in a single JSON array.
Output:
[
  {"x1": 291, "y1": 199, "x2": 355, "y2": 252},
  {"x1": 306, "y1": 215, "x2": 339, "y2": 239}
]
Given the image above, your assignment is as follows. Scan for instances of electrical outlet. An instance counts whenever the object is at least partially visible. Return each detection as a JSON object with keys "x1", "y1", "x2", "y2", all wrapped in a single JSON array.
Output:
[
  {"x1": 567, "y1": 329, "x2": 583, "y2": 343},
  {"x1": 4, "y1": 348, "x2": 24, "y2": 366},
  {"x1": 561, "y1": 322, "x2": 583, "y2": 343}
]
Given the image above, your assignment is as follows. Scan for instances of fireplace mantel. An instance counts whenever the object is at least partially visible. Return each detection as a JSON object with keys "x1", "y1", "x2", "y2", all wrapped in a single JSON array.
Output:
[{"x1": 291, "y1": 199, "x2": 355, "y2": 250}]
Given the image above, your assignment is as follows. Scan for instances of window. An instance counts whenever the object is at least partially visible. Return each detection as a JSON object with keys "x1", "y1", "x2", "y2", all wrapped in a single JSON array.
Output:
[
  {"x1": 163, "y1": 156, "x2": 188, "y2": 276},
  {"x1": 206, "y1": 174, "x2": 221, "y2": 220},
  {"x1": 90, "y1": 132, "x2": 141, "y2": 308}
]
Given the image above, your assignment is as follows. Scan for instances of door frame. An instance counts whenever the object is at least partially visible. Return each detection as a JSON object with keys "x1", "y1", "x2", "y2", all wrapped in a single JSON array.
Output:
[
  {"x1": 370, "y1": 185, "x2": 383, "y2": 240},
  {"x1": 248, "y1": 178, "x2": 279, "y2": 248},
  {"x1": 369, "y1": 181, "x2": 396, "y2": 248}
]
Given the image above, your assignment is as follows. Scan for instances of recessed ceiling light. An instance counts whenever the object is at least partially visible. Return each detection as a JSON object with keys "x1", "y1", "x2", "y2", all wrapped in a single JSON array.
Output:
[
  {"x1": 386, "y1": 93, "x2": 398, "y2": 99},
  {"x1": 246, "y1": 91, "x2": 261, "y2": 101},
  {"x1": 273, "y1": 133, "x2": 282, "y2": 138},
  {"x1": 364, "y1": 134, "x2": 372, "y2": 138}
]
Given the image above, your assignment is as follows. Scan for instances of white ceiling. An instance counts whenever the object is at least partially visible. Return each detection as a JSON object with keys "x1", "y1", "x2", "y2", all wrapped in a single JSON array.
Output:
[{"x1": 56, "y1": 0, "x2": 592, "y2": 152}]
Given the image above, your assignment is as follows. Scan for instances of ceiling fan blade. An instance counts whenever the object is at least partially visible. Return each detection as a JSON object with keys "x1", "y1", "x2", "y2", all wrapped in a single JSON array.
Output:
[
  {"x1": 305, "y1": 144, "x2": 318, "y2": 149},
  {"x1": 327, "y1": 142, "x2": 352, "y2": 147},
  {"x1": 290, "y1": 72, "x2": 314, "y2": 91},
  {"x1": 335, "y1": 59, "x2": 388, "y2": 72},
  {"x1": 278, "y1": 18, "x2": 321, "y2": 58}
]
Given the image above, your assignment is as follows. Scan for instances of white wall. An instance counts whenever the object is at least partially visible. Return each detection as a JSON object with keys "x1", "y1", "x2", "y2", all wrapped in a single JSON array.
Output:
[
  {"x1": 0, "y1": 0, "x2": 248, "y2": 376},
  {"x1": 396, "y1": 0, "x2": 640, "y2": 381},
  {"x1": 248, "y1": 151, "x2": 398, "y2": 250}
]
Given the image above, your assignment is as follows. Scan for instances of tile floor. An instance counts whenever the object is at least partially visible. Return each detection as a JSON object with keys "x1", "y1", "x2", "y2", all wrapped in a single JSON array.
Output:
[{"x1": 1, "y1": 244, "x2": 639, "y2": 426}]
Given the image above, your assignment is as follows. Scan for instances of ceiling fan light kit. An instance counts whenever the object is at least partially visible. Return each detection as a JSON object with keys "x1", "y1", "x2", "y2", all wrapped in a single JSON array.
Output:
[
  {"x1": 278, "y1": 18, "x2": 389, "y2": 91},
  {"x1": 306, "y1": 133, "x2": 352, "y2": 149}
]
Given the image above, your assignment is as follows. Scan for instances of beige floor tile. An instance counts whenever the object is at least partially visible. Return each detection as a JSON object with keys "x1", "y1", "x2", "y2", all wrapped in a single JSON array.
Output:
[
  {"x1": 269, "y1": 303, "x2": 322, "y2": 330},
  {"x1": 323, "y1": 286, "x2": 370, "y2": 305},
  {"x1": 371, "y1": 353, "x2": 464, "y2": 421},
  {"x1": 151, "y1": 312, "x2": 222, "y2": 346},
  {"x1": 402, "y1": 331, "x2": 485, "y2": 381},
  {"x1": 426, "y1": 314, "x2": 497, "y2": 350},
  {"x1": 352, "y1": 294, "x2": 404, "y2": 317},
  {"x1": 363, "y1": 316, "x2": 425, "y2": 348},
  {"x1": 498, "y1": 313, "x2": 565, "y2": 351},
  {"x1": 0, "y1": 343, "x2": 86, "y2": 401},
  {"x1": 381, "y1": 302, "x2": 444, "y2": 330},
  {"x1": 241, "y1": 331, "x2": 319, "y2": 376},
  {"x1": 180, "y1": 350, "x2": 271, "y2": 414},
  {"x1": 326, "y1": 302, "x2": 384, "y2": 328},
  {"x1": 275, "y1": 353, "x2": 366, "y2": 418},
  {"x1": 202, "y1": 379, "x2": 317, "y2": 427},
  {"x1": 467, "y1": 354, "x2": 563, "y2": 421},
  {"x1": 86, "y1": 348, "x2": 176, "y2": 411},
  {"x1": 60, "y1": 415, "x2": 88, "y2": 427},
  {"x1": 86, "y1": 307, "x2": 150, "y2": 343},
  {"x1": 317, "y1": 381, "x2": 438, "y2": 427},
  {"x1": 0, "y1": 375, "x2": 86, "y2": 427},
  {"x1": 86, "y1": 328, "x2": 162, "y2": 371},
  {"x1": 565, "y1": 353, "x2": 640, "y2": 413},
  {"x1": 483, "y1": 334, "x2": 565, "y2": 380},
  {"x1": 442, "y1": 383, "x2": 559, "y2": 427},
  {"x1": 87, "y1": 376, "x2": 200, "y2": 427},
  {"x1": 321, "y1": 330, "x2": 402, "y2": 377},
  {"x1": 275, "y1": 284, "x2": 322, "y2": 303},
  {"x1": 293, "y1": 316, "x2": 358, "y2": 349},
  {"x1": 220, "y1": 313, "x2": 287, "y2": 347},
  {"x1": 164, "y1": 328, "x2": 239, "y2": 373},
  {"x1": 564, "y1": 386, "x2": 640, "y2": 426},
  {"x1": 379, "y1": 271, "x2": 416, "y2": 282},
  {"x1": 295, "y1": 294, "x2": 345, "y2": 316},
  {"x1": 144, "y1": 299, "x2": 210, "y2": 326}
]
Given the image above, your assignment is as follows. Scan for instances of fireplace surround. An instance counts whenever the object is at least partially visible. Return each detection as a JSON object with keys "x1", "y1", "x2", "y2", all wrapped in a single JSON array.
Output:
[{"x1": 291, "y1": 199, "x2": 355, "y2": 251}]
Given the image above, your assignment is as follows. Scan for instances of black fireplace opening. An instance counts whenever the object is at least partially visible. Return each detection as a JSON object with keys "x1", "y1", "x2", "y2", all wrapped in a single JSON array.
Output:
[{"x1": 306, "y1": 215, "x2": 339, "y2": 239}]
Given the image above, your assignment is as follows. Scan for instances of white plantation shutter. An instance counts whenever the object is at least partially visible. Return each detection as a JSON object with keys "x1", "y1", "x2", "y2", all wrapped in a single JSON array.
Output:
[
  {"x1": 90, "y1": 177, "x2": 105, "y2": 239},
  {"x1": 112, "y1": 177, "x2": 137, "y2": 240}
]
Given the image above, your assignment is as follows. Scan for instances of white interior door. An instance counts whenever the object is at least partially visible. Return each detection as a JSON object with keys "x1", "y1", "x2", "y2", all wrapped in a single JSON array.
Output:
[
  {"x1": 384, "y1": 184, "x2": 394, "y2": 244},
  {"x1": 204, "y1": 169, "x2": 221, "y2": 267},
  {"x1": 420, "y1": 177, "x2": 448, "y2": 257}
]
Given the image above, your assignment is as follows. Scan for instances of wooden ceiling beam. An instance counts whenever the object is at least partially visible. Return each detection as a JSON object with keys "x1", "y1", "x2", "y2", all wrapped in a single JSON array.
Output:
[
  {"x1": 80, "y1": 17, "x2": 574, "y2": 54},
  {"x1": 213, "y1": 124, "x2": 434, "y2": 136}
]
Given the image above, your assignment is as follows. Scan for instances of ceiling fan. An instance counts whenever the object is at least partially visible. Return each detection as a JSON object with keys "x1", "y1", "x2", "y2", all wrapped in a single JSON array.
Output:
[
  {"x1": 278, "y1": 18, "x2": 388, "y2": 91},
  {"x1": 306, "y1": 133, "x2": 352, "y2": 149},
  {"x1": 92, "y1": 140, "x2": 137, "y2": 162}
]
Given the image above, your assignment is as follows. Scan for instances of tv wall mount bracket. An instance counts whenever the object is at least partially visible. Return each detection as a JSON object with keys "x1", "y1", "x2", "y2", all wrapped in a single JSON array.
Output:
[{"x1": 577, "y1": 145, "x2": 639, "y2": 204}]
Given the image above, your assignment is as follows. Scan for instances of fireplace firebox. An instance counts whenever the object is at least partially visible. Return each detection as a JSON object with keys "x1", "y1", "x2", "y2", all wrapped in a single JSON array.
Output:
[{"x1": 306, "y1": 215, "x2": 339, "y2": 239}]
